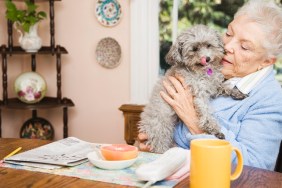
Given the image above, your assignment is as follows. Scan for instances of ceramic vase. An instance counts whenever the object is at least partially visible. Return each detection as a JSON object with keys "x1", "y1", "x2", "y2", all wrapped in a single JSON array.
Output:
[{"x1": 16, "y1": 23, "x2": 42, "y2": 53}]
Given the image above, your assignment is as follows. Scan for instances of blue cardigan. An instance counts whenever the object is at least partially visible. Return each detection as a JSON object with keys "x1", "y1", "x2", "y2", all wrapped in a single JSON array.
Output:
[{"x1": 174, "y1": 71, "x2": 282, "y2": 170}]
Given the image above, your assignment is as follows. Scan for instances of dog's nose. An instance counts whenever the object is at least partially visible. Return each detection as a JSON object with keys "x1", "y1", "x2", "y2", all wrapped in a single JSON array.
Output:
[{"x1": 206, "y1": 56, "x2": 211, "y2": 62}]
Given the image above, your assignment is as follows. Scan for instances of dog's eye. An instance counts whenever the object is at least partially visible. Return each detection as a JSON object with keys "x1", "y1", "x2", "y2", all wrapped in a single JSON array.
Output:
[
  {"x1": 192, "y1": 47, "x2": 198, "y2": 51},
  {"x1": 207, "y1": 44, "x2": 211, "y2": 48}
]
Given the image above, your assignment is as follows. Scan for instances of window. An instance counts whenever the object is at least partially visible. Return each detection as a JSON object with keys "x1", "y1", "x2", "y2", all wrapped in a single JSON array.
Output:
[{"x1": 130, "y1": 0, "x2": 282, "y2": 104}]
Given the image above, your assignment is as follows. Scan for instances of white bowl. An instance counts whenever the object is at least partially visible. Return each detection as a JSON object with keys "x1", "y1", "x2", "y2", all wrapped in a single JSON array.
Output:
[{"x1": 87, "y1": 151, "x2": 137, "y2": 170}]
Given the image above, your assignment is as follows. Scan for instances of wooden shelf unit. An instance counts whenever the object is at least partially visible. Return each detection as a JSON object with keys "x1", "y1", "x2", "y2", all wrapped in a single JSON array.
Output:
[{"x1": 0, "y1": 0, "x2": 74, "y2": 139}]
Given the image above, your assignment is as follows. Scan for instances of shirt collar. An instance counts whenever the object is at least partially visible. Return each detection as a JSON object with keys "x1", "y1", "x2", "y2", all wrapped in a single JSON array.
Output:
[{"x1": 224, "y1": 65, "x2": 273, "y2": 95}]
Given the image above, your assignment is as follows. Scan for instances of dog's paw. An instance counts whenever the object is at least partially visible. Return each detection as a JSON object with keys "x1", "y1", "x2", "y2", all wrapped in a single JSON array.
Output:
[{"x1": 230, "y1": 87, "x2": 248, "y2": 100}]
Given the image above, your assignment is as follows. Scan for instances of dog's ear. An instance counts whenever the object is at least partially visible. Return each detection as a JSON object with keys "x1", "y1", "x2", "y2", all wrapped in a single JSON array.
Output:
[
  {"x1": 165, "y1": 41, "x2": 183, "y2": 65},
  {"x1": 216, "y1": 32, "x2": 225, "y2": 53}
]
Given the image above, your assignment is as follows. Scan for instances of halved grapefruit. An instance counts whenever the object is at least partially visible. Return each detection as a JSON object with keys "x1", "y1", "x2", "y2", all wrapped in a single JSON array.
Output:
[{"x1": 100, "y1": 144, "x2": 138, "y2": 161}]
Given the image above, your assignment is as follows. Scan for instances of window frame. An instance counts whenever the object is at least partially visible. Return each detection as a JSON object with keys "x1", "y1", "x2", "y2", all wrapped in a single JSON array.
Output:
[{"x1": 130, "y1": 0, "x2": 160, "y2": 104}]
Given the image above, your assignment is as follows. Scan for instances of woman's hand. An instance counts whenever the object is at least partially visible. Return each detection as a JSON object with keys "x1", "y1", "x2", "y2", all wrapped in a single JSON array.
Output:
[
  {"x1": 137, "y1": 132, "x2": 151, "y2": 152},
  {"x1": 160, "y1": 75, "x2": 204, "y2": 134}
]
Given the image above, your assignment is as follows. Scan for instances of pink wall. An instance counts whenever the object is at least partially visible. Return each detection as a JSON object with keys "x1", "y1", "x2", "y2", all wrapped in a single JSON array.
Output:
[{"x1": 0, "y1": 0, "x2": 131, "y2": 143}]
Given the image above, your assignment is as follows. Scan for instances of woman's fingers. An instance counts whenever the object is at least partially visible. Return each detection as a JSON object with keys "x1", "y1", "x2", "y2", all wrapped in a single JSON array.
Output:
[
  {"x1": 160, "y1": 90, "x2": 175, "y2": 106},
  {"x1": 139, "y1": 143, "x2": 151, "y2": 152},
  {"x1": 175, "y1": 74, "x2": 188, "y2": 90},
  {"x1": 160, "y1": 75, "x2": 202, "y2": 135},
  {"x1": 137, "y1": 132, "x2": 148, "y2": 142},
  {"x1": 163, "y1": 76, "x2": 192, "y2": 100},
  {"x1": 163, "y1": 80, "x2": 177, "y2": 99},
  {"x1": 137, "y1": 133, "x2": 151, "y2": 152},
  {"x1": 168, "y1": 76, "x2": 185, "y2": 94}
]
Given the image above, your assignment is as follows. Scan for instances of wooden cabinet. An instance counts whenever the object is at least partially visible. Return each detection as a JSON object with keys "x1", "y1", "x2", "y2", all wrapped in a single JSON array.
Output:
[
  {"x1": 0, "y1": 0, "x2": 74, "y2": 138},
  {"x1": 119, "y1": 104, "x2": 144, "y2": 145}
]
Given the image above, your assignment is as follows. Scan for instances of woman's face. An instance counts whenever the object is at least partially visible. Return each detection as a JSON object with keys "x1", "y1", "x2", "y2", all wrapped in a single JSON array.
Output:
[{"x1": 221, "y1": 16, "x2": 273, "y2": 79}]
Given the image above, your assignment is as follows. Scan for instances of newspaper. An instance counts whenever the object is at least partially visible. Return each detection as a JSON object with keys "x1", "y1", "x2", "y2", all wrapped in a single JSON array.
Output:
[{"x1": 4, "y1": 137, "x2": 102, "y2": 169}]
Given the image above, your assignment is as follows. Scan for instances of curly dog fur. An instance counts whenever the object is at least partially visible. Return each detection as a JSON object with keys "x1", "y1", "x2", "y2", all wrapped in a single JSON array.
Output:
[{"x1": 138, "y1": 25, "x2": 246, "y2": 153}]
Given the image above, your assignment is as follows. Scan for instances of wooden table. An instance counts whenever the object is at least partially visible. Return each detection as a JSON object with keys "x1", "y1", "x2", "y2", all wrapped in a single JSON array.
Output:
[{"x1": 0, "y1": 138, "x2": 281, "y2": 188}]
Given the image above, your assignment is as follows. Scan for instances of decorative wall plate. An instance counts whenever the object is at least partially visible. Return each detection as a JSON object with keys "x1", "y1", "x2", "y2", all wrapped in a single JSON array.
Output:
[
  {"x1": 95, "y1": 0, "x2": 122, "y2": 27},
  {"x1": 14, "y1": 71, "x2": 47, "y2": 104},
  {"x1": 20, "y1": 117, "x2": 54, "y2": 140},
  {"x1": 96, "y1": 37, "x2": 122, "y2": 69}
]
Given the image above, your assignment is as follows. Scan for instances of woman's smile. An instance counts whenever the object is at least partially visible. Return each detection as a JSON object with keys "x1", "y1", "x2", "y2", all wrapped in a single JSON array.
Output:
[{"x1": 221, "y1": 58, "x2": 232, "y2": 65}]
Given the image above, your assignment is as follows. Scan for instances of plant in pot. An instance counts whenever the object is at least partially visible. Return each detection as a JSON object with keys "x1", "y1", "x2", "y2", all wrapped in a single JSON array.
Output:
[{"x1": 5, "y1": 0, "x2": 47, "y2": 52}]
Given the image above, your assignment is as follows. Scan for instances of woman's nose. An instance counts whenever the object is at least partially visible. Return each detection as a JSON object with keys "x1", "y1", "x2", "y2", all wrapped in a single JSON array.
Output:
[{"x1": 224, "y1": 39, "x2": 235, "y2": 54}]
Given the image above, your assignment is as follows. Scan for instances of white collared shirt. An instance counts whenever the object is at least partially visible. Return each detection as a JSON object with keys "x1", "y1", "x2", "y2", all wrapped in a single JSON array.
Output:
[{"x1": 224, "y1": 65, "x2": 274, "y2": 94}]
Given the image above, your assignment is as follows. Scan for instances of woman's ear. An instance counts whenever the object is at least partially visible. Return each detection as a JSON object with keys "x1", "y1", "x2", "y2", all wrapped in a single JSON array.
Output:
[
  {"x1": 165, "y1": 41, "x2": 183, "y2": 66},
  {"x1": 262, "y1": 57, "x2": 277, "y2": 68}
]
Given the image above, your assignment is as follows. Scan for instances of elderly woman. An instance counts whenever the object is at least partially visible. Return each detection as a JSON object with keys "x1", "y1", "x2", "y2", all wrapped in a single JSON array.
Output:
[{"x1": 138, "y1": 0, "x2": 282, "y2": 171}]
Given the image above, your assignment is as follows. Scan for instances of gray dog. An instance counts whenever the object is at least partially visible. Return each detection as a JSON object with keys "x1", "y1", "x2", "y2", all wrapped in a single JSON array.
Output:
[{"x1": 138, "y1": 25, "x2": 246, "y2": 153}]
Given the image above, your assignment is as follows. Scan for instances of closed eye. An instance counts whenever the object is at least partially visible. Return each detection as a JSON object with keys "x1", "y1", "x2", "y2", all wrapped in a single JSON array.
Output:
[
  {"x1": 241, "y1": 46, "x2": 249, "y2": 50},
  {"x1": 225, "y1": 32, "x2": 231, "y2": 37},
  {"x1": 241, "y1": 43, "x2": 251, "y2": 51}
]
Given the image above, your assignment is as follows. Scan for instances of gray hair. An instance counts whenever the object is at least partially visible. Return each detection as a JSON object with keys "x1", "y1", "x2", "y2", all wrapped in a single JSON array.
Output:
[{"x1": 235, "y1": 0, "x2": 282, "y2": 58}]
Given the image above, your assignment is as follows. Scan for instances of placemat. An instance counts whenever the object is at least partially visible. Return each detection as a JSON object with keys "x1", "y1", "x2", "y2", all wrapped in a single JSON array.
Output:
[{"x1": 1, "y1": 152, "x2": 186, "y2": 188}]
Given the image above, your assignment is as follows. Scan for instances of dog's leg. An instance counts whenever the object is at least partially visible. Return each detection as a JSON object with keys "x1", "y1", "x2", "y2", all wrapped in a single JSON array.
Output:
[
  {"x1": 217, "y1": 85, "x2": 248, "y2": 100},
  {"x1": 194, "y1": 97, "x2": 225, "y2": 139}
]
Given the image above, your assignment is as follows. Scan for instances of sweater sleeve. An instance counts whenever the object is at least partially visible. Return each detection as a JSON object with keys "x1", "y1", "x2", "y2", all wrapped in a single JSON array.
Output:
[
  {"x1": 173, "y1": 96, "x2": 282, "y2": 170},
  {"x1": 173, "y1": 121, "x2": 216, "y2": 149}
]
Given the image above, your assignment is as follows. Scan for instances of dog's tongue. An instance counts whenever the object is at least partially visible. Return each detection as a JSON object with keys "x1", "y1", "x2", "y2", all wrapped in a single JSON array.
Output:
[{"x1": 201, "y1": 57, "x2": 207, "y2": 66}]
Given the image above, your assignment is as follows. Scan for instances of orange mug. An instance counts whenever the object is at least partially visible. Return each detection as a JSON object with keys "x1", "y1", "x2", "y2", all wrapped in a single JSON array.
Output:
[{"x1": 190, "y1": 139, "x2": 243, "y2": 188}]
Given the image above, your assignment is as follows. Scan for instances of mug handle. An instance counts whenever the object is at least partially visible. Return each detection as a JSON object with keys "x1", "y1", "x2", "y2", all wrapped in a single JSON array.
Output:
[{"x1": 230, "y1": 147, "x2": 243, "y2": 181}]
